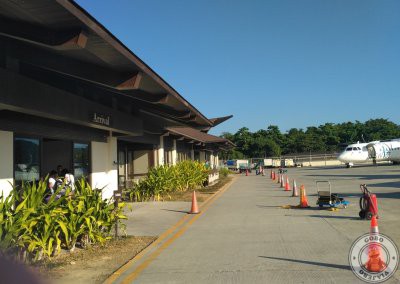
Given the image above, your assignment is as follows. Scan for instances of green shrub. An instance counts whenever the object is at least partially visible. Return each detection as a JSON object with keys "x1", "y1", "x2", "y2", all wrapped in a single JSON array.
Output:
[
  {"x1": 219, "y1": 167, "x2": 230, "y2": 178},
  {"x1": 174, "y1": 160, "x2": 208, "y2": 191},
  {"x1": 0, "y1": 178, "x2": 126, "y2": 262},
  {"x1": 125, "y1": 160, "x2": 208, "y2": 202}
]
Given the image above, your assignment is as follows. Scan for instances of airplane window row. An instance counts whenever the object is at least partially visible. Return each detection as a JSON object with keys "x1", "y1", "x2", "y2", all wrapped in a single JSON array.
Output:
[{"x1": 345, "y1": 147, "x2": 362, "y2": 151}]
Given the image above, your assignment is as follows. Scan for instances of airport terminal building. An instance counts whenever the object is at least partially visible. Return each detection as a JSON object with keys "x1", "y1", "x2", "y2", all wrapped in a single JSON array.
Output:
[{"x1": 0, "y1": 0, "x2": 233, "y2": 199}]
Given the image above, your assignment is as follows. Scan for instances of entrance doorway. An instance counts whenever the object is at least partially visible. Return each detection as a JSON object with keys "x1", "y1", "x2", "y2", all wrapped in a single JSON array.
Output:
[{"x1": 42, "y1": 139, "x2": 72, "y2": 177}]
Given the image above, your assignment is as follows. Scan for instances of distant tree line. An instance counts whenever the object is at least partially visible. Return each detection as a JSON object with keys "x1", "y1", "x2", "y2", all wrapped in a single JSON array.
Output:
[{"x1": 219, "y1": 119, "x2": 400, "y2": 159}]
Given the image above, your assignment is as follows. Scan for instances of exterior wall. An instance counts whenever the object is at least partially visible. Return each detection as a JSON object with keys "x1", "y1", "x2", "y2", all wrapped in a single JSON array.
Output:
[
  {"x1": 0, "y1": 131, "x2": 13, "y2": 197},
  {"x1": 90, "y1": 136, "x2": 118, "y2": 200},
  {"x1": 190, "y1": 149, "x2": 195, "y2": 160}
]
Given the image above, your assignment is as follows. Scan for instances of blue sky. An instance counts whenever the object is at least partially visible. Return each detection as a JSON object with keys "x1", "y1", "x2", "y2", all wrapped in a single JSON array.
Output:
[{"x1": 76, "y1": 0, "x2": 400, "y2": 135}]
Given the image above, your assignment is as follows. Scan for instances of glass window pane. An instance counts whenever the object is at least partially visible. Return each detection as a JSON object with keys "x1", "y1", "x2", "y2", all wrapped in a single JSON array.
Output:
[
  {"x1": 73, "y1": 143, "x2": 89, "y2": 180},
  {"x1": 14, "y1": 137, "x2": 40, "y2": 183}
]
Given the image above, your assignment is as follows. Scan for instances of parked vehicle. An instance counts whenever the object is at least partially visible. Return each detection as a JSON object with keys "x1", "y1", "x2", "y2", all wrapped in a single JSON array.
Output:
[{"x1": 226, "y1": 159, "x2": 250, "y2": 171}]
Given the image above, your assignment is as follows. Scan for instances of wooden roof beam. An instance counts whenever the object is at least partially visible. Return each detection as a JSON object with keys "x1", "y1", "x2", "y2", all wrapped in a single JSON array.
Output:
[
  {"x1": 0, "y1": 17, "x2": 87, "y2": 50},
  {"x1": 116, "y1": 72, "x2": 143, "y2": 90}
]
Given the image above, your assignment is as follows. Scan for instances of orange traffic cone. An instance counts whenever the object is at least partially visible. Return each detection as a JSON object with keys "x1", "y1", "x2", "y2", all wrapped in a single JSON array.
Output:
[
  {"x1": 272, "y1": 171, "x2": 276, "y2": 180},
  {"x1": 277, "y1": 173, "x2": 281, "y2": 184},
  {"x1": 280, "y1": 175, "x2": 284, "y2": 188},
  {"x1": 285, "y1": 176, "x2": 290, "y2": 191},
  {"x1": 189, "y1": 191, "x2": 200, "y2": 214},
  {"x1": 299, "y1": 185, "x2": 310, "y2": 208},
  {"x1": 364, "y1": 216, "x2": 386, "y2": 272},
  {"x1": 292, "y1": 180, "x2": 298, "y2": 197}
]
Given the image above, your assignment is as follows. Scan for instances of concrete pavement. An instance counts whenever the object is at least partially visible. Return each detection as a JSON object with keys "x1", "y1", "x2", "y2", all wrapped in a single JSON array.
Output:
[
  {"x1": 123, "y1": 202, "x2": 194, "y2": 236},
  {"x1": 111, "y1": 165, "x2": 400, "y2": 283}
]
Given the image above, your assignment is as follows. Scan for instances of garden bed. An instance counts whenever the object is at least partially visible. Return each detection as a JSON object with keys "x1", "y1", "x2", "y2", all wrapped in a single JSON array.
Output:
[
  {"x1": 165, "y1": 176, "x2": 233, "y2": 202},
  {"x1": 38, "y1": 236, "x2": 155, "y2": 283}
]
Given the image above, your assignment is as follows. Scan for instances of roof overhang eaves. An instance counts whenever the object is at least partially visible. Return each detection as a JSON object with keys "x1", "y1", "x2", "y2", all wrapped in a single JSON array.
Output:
[{"x1": 56, "y1": 0, "x2": 213, "y2": 127}]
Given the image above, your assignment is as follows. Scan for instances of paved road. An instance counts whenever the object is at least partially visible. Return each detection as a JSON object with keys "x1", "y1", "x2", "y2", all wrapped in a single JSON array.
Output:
[{"x1": 115, "y1": 165, "x2": 400, "y2": 283}]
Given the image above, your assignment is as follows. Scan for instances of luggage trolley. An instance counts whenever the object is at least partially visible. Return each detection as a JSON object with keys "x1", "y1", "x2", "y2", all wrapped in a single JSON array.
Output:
[{"x1": 316, "y1": 180, "x2": 349, "y2": 208}]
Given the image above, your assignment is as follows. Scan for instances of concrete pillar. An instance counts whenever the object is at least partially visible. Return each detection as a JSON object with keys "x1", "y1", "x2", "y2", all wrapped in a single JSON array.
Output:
[
  {"x1": 172, "y1": 139, "x2": 177, "y2": 165},
  {"x1": 90, "y1": 133, "x2": 118, "y2": 200},
  {"x1": 153, "y1": 148, "x2": 158, "y2": 167},
  {"x1": 158, "y1": 136, "x2": 164, "y2": 166},
  {"x1": 0, "y1": 131, "x2": 13, "y2": 197},
  {"x1": 216, "y1": 154, "x2": 219, "y2": 168},
  {"x1": 190, "y1": 149, "x2": 195, "y2": 160},
  {"x1": 210, "y1": 153, "x2": 215, "y2": 168}
]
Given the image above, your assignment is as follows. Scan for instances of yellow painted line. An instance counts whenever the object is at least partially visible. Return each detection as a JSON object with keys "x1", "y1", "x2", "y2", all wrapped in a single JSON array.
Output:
[
  {"x1": 119, "y1": 177, "x2": 236, "y2": 284},
  {"x1": 105, "y1": 177, "x2": 237, "y2": 284},
  {"x1": 104, "y1": 214, "x2": 191, "y2": 283}
]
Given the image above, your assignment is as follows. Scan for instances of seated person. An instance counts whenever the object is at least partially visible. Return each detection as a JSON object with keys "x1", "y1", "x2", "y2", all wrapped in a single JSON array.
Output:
[
  {"x1": 45, "y1": 170, "x2": 58, "y2": 202},
  {"x1": 47, "y1": 170, "x2": 57, "y2": 194},
  {"x1": 64, "y1": 170, "x2": 75, "y2": 192}
]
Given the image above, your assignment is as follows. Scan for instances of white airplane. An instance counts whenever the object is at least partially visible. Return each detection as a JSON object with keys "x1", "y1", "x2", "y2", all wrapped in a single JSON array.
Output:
[
  {"x1": 366, "y1": 140, "x2": 400, "y2": 164},
  {"x1": 337, "y1": 142, "x2": 373, "y2": 167}
]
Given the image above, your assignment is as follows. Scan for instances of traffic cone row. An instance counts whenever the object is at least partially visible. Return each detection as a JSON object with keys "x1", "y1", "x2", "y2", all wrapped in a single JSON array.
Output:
[{"x1": 267, "y1": 171, "x2": 310, "y2": 209}]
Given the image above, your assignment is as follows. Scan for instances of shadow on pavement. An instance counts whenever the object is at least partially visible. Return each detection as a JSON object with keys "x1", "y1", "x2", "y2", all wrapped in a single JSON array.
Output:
[
  {"x1": 256, "y1": 205, "x2": 283, "y2": 208},
  {"x1": 375, "y1": 192, "x2": 400, "y2": 199},
  {"x1": 258, "y1": 256, "x2": 350, "y2": 271},
  {"x1": 161, "y1": 209, "x2": 189, "y2": 214},
  {"x1": 304, "y1": 174, "x2": 397, "y2": 180},
  {"x1": 309, "y1": 215, "x2": 359, "y2": 220},
  {"x1": 368, "y1": 181, "x2": 400, "y2": 188}
]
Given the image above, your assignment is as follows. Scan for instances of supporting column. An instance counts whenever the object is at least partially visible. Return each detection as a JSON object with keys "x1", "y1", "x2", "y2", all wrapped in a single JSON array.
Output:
[
  {"x1": 158, "y1": 136, "x2": 164, "y2": 166},
  {"x1": 90, "y1": 133, "x2": 118, "y2": 200},
  {"x1": 0, "y1": 131, "x2": 13, "y2": 197},
  {"x1": 210, "y1": 152, "x2": 215, "y2": 169},
  {"x1": 190, "y1": 149, "x2": 195, "y2": 160},
  {"x1": 153, "y1": 148, "x2": 158, "y2": 167},
  {"x1": 107, "y1": 135, "x2": 118, "y2": 198},
  {"x1": 172, "y1": 139, "x2": 177, "y2": 165}
]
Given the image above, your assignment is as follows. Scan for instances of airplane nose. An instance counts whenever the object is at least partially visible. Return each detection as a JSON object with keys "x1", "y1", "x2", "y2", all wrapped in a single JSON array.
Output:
[{"x1": 337, "y1": 153, "x2": 346, "y2": 162}]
